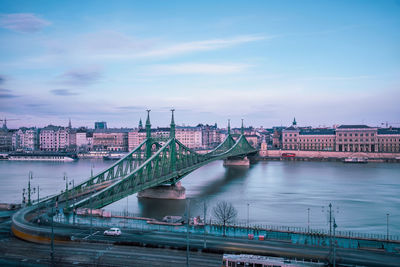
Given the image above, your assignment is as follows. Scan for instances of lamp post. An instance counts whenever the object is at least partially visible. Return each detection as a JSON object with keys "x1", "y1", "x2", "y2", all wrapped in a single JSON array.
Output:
[
  {"x1": 63, "y1": 173, "x2": 69, "y2": 212},
  {"x1": 307, "y1": 208, "x2": 310, "y2": 233},
  {"x1": 203, "y1": 201, "x2": 207, "y2": 249},
  {"x1": 386, "y1": 213, "x2": 389, "y2": 241},
  {"x1": 71, "y1": 179, "x2": 75, "y2": 225},
  {"x1": 28, "y1": 171, "x2": 33, "y2": 206},
  {"x1": 333, "y1": 219, "x2": 337, "y2": 267},
  {"x1": 247, "y1": 203, "x2": 250, "y2": 234},
  {"x1": 186, "y1": 198, "x2": 190, "y2": 267},
  {"x1": 37, "y1": 185, "x2": 40, "y2": 204}
]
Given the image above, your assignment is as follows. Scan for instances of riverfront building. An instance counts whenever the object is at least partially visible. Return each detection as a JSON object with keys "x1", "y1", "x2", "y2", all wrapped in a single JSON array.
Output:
[
  {"x1": 280, "y1": 119, "x2": 400, "y2": 153},
  {"x1": 39, "y1": 125, "x2": 70, "y2": 151},
  {"x1": 92, "y1": 129, "x2": 129, "y2": 151},
  {"x1": 12, "y1": 128, "x2": 39, "y2": 151}
]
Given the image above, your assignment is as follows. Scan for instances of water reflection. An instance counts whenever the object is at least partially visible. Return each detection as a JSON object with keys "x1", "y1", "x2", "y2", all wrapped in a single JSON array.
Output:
[
  {"x1": 195, "y1": 166, "x2": 250, "y2": 198},
  {"x1": 138, "y1": 198, "x2": 186, "y2": 219}
]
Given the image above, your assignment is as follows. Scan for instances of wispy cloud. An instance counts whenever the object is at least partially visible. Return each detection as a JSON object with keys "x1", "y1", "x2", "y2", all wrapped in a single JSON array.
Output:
[
  {"x1": 85, "y1": 34, "x2": 269, "y2": 61},
  {"x1": 0, "y1": 13, "x2": 51, "y2": 33},
  {"x1": 114, "y1": 105, "x2": 146, "y2": 111},
  {"x1": 0, "y1": 88, "x2": 19, "y2": 98},
  {"x1": 149, "y1": 63, "x2": 251, "y2": 75},
  {"x1": 50, "y1": 89, "x2": 79, "y2": 96},
  {"x1": 138, "y1": 35, "x2": 268, "y2": 58},
  {"x1": 58, "y1": 67, "x2": 102, "y2": 86},
  {"x1": 0, "y1": 75, "x2": 5, "y2": 84},
  {"x1": 302, "y1": 75, "x2": 375, "y2": 81}
]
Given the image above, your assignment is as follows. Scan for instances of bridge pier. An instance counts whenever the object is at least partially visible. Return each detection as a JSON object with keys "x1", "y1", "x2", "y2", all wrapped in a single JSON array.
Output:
[
  {"x1": 223, "y1": 156, "x2": 250, "y2": 167},
  {"x1": 137, "y1": 182, "x2": 186, "y2": 199}
]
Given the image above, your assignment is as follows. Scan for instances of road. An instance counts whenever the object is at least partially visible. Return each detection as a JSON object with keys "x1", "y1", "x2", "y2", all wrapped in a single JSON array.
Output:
[
  {"x1": 1, "y1": 219, "x2": 221, "y2": 266},
  {"x1": 6, "y1": 216, "x2": 400, "y2": 266}
]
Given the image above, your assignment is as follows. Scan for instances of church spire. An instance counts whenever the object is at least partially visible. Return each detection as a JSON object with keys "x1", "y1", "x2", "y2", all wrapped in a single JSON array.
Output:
[
  {"x1": 293, "y1": 117, "x2": 297, "y2": 126},
  {"x1": 227, "y1": 119, "x2": 231, "y2": 135},
  {"x1": 241, "y1": 119, "x2": 244, "y2": 135},
  {"x1": 68, "y1": 118, "x2": 72, "y2": 128},
  {"x1": 139, "y1": 118, "x2": 143, "y2": 130}
]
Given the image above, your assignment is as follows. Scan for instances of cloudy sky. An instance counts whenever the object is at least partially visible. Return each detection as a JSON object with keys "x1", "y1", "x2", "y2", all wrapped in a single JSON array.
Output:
[{"x1": 0, "y1": 0, "x2": 399, "y2": 129}]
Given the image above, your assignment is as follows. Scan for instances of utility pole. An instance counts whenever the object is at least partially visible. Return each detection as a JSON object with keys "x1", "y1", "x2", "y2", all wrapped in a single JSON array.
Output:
[
  {"x1": 203, "y1": 201, "x2": 207, "y2": 249},
  {"x1": 186, "y1": 198, "x2": 190, "y2": 267}
]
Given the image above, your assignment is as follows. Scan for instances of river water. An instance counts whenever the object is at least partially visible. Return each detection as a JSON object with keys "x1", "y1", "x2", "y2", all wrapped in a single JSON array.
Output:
[{"x1": 0, "y1": 159, "x2": 399, "y2": 235}]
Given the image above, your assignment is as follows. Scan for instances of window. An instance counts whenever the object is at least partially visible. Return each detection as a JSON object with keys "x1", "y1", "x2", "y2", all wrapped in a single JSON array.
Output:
[{"x1": 344, "y1": 134, "x2": 347, "y2": 137}]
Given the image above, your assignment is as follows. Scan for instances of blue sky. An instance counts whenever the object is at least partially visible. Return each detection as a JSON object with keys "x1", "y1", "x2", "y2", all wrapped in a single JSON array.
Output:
[{"x1": 0, "y1": 0, "x2": 399, "y2": 129}]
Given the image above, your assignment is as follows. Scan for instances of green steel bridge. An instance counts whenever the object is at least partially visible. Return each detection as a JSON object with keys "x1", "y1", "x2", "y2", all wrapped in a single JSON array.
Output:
[{"x1": 54, "y1": 110, "x2": 257, "y2": 212}]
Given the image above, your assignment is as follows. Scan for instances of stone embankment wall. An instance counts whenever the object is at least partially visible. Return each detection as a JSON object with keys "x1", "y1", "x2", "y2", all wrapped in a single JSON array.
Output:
[{"x1": 261, "y1": 150, "x2": 400, "y2": 161}]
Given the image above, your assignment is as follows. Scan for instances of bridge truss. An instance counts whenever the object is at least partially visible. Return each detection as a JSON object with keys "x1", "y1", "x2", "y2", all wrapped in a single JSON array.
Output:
[{"x1": 55, "y1": 111, "x2": 257, "y2": 211}]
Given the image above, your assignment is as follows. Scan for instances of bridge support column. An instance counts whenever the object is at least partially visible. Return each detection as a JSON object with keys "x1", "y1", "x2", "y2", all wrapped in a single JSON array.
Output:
[
  {"x1": 137, "y1": 181, "x2": 186, "y2": 199},
  {"x1": 223, "y1": 156, "x2": 250, "y2": 167}
]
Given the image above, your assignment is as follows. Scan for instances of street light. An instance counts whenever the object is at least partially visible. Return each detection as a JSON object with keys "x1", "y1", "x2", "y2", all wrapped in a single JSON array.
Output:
[
  {"x1": 307, "y1": 208, "x2": 310, "y2": 233},
  {"x1": 22, "y1": 171, "x2": 34, "y2": 206},
  {"x1": 333, "y1": 219, "x2": 337, "y2": 267},
  {"x1": 63, "y1": 173, "x2": 69, "y2": 213},
  {"x1": 247, "y1": 203, "x2": 250, "y2": 234},
  {"x1": 186, "y1": 198, "x2": 191, "y2": 267},
  {"x1": 386, "y1": 213, "x2": 389, "y2": 241},
  {"x1": 27, "y1": 171, "x2": 33, "y2": 206}
]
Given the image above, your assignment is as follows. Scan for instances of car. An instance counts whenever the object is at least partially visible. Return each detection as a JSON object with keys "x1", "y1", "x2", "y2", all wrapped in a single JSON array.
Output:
[{"x1": 103, "y1": 228, "x2": 121, "y2": 236}]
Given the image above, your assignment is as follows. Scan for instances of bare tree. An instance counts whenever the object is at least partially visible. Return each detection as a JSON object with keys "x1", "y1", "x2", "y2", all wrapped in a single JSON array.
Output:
[{"x1": 212, "y1": 201, "x2": 237, "y2": 236}]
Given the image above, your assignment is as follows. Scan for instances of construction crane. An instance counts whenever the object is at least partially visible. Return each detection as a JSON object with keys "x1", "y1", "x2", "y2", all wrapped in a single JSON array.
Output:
[{"x1": 0, "y1": 118, "x2": 20, "y2": 129}]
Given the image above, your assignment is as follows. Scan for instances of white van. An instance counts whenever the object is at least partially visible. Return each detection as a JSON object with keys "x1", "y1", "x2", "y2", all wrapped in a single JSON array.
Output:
[{"x1": 103, "y1": 228, "x2": 122, "y2": 236}]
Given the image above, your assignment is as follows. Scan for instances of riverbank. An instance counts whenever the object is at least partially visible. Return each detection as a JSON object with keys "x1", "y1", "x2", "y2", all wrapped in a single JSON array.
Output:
[{"x1": 259, "y1": 150, "x2": 400, "y2": 163}]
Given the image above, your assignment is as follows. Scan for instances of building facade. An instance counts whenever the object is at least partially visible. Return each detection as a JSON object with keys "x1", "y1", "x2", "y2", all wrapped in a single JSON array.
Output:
[
  {"x1": 93, "y1": 130, "x2": 129, "y2": 151},
  {"x1": 39, "y1": 126, "x2": 70, "y2": 151},
  {"x1": 280, "y1": 120, "x2": 400, "y2": 153},
  {"x1": 12, "y1": 128, "x2": 39, "y2": 151}
]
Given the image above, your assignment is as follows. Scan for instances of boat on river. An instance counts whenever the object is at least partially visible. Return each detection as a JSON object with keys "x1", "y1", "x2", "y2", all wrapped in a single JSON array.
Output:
[
  {"x1": 343, "y1": 157, "x2": 368, "y2": 163},
  {"x1": 8, "y1": 152, "x2": 76, "y2": 162}
]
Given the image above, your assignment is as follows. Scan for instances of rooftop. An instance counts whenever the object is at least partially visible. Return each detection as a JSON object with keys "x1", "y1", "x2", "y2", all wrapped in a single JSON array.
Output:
[{"x1": 337, "y1": 125, "x2": 371, "y2": 129}]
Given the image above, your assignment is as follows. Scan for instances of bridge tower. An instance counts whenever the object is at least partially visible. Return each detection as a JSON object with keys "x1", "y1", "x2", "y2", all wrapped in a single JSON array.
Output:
[
  {"x1": 223, "y1": 119, "x2": 250, "y2": 166},
  {"x1": 145, "y1": 110, "x2": 152, "y2": 159},
  {"x1": 137, "y1": 109, "x2": 186, "y2": 199}
]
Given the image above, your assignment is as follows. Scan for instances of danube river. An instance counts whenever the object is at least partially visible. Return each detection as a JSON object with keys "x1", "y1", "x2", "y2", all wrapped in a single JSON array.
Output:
[{"x1": 0, "y1": 159, "x2": 399, "y2": 235}]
